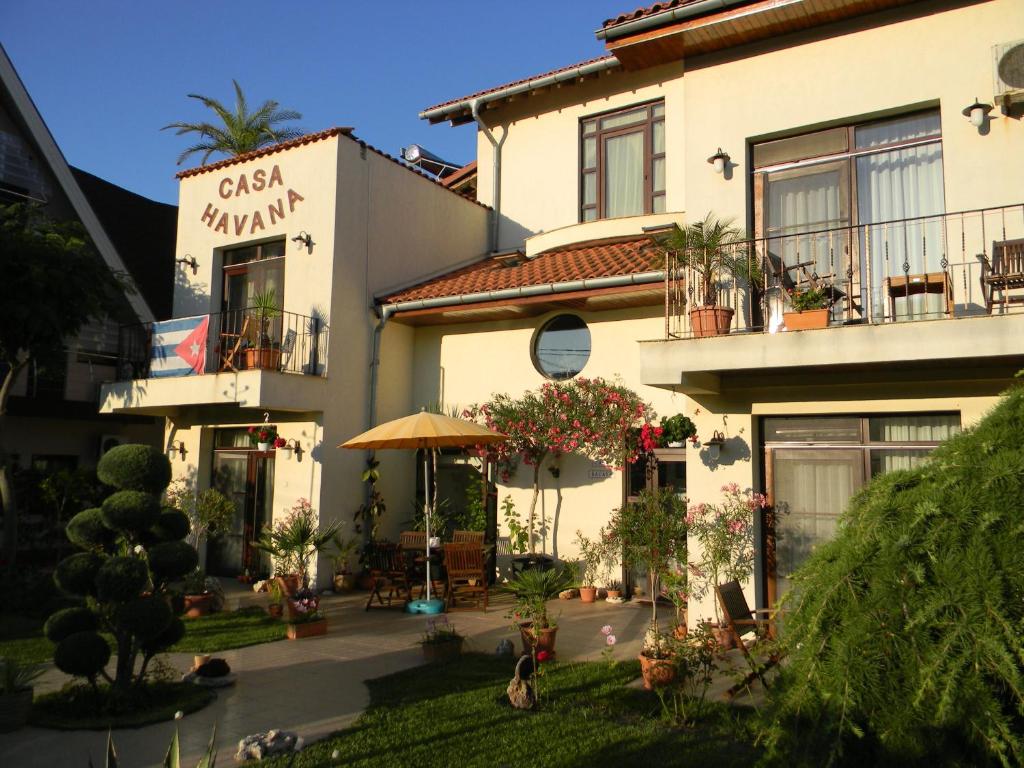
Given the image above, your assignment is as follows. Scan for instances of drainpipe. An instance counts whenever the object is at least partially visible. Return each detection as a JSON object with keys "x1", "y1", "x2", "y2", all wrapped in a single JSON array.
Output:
[
  {"x1": 362, "y1": 304, "x2": 396, "y2": 541},
  {"x1": 471, "y1": 99, "x2": 505, "y2": 252}
]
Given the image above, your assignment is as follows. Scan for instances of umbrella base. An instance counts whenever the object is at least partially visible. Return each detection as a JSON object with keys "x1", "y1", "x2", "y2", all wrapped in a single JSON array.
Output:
[{"x1": 406, "y1": 598, "x2": 446, "y2": 615}]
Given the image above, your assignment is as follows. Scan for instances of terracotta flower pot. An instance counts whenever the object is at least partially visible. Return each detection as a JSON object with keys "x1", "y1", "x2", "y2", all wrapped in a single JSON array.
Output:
[
  {"x1": 268, "y1": 603, "x2": 284, "y2": 618},
  {"x1": 579, "y1": 586, "x2": 598, "y2": 603},
  {"x1": 783, "y1": 308, "x2": 830, "y2": 330},
  {"x1": 183, "y1": 593, "x2": 212, "y2": 618},
  {"x1": 334, "y1": 573, "x2": 355, "y2": 592},
  {"x1": 287, "y1": 618, "x2": 327, "y2": 640},
  {"x1": 519, "y1": 623, "x2": 558, "y2": 658},
  {"x1": 421, "y1": 637, "x2": 463, "y2": 664},
  {"x1": 689, "y1": 306, "x2": 734, "y2": 337},
  {"x1": 244, "y1": 347, "x2": 282, "y2": 371},
  {"x1": 605, "y1": 589, "x2": 622, "y2": 600},
  {"x1": 279, "y1": 574, "x2": 301, "y2": 594},
  {"x1": 710, "y1": 623, "x2": 736, "y2": 651},
  {"x1": 0, "y1": 688, "x2": 33, "y2": 732},
  {"x1": 638, "y1": 653, "x2": 676, "y2": 690}
]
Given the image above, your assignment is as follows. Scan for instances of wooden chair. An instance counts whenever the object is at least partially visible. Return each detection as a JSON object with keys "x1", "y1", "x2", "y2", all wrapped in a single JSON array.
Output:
[
  {"x1": 982, "y1": 238, "x2": 1024, "y2": 313},
  {"x1": 397, "y1": 531, "x2": 444, "y2": 599},
  {"x1": 451, "y1": 530, "x2": 485, "y2": 545},
  {"x1": 883, "y1": 271, "x2": 953, "y2": 320},
  {"x1": 715, "y1": 580, "x2": 783, "y2": 698},
  {"x1": 219, "y1": 316, "x2": 251, "y2": 372},
  {"x1": 364, "y1": 542, "x2": 412, "y2": 610},
  {"x1": 444, "y1": 542, "x2": 487, "y2": 611},
  {"x1": 399, "y1": 530, "x2": 426, "y2": 551}
]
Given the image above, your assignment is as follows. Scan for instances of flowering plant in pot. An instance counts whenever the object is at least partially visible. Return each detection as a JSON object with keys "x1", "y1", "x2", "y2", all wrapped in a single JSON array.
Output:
[
  {"x1": 659, "y1": 414, "x2": 697, "y2": 448},
  {"x1": 504, "y1": 565, "x2": 575, "y2": 657},
  {"x1": 784, "y1": 281, "x2": 834, "y2": 331},
  {"x1": 247, "y1": 424, "x2": 280, "y2": 451},
  {"x1": 285, "y1": 587, "x2": 326, "y2": 639},
  {"x1": 687, "y1": 483, "x2": 763, "y2": 648},
  {"x1": 574, "y1": 530, "x2": 609, "y2": 604},
  {"x1": 0, "y1": 657, "x2": 44, "y2": 732},
  {"x1": 657, "y1": 214, "x2": 756, "y2": 338},
  {"x1": 418, "y1": 616, "x2": 464, "y2": 663}
]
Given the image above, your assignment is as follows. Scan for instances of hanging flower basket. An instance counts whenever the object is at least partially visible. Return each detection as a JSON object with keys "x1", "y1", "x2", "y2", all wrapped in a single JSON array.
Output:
[{"x1": 249, "y1": 424, "x2": 280, "y2": 451}]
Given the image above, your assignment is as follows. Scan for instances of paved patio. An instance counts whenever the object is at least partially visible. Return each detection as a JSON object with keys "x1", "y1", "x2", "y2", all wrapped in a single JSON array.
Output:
[{"x1": 0, "y1": 591, "x2": 764, "y2": 767}]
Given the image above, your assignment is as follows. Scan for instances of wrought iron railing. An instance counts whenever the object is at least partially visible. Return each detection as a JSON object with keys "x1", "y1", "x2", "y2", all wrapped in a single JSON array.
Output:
[
  {"x1": 664, "y1": 203, "x2": 1024, "y2": 339},
  {"x1": 116, "y1": 308, "x2": 329, "y2": 381}
]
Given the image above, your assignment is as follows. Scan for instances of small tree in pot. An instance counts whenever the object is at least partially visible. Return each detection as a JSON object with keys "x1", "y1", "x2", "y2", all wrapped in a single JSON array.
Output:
[
  {"x1": 574, "y1": 530, "x2": 610, "y2": 603},
  {"x1": 658, "y1": 214, "x2": 756, "y2": 338},
  {"x1": 256, "y1": 498, "x2": 341, "y2": 589}
]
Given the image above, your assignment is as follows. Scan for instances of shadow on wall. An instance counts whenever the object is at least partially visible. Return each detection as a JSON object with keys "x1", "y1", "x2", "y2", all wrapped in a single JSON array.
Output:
[
  {"x1": 173, "y1": 266, "x2": 212, "y2": 318},
  {"x1": 698, "y1": 434, "x2": 751, "y2": 470}
]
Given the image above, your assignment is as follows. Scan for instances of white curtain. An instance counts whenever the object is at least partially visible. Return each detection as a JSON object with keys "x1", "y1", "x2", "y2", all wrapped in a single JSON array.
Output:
[
  {"x1": 604, "y1": 132, "x2": 644, "y2": 218},
  {"x1": 872, "y1": 414, "x2": 960, "y2": 442},
  {"x1": 857, "y1": 142, "x2": 946, "y2": 320},
  {"x1": 767, "y1": 168, "x2": 844, "y2": 284}
]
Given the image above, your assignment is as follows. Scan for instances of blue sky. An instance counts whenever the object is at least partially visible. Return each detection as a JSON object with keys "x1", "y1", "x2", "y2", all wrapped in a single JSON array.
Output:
[{"x1": 2, "y1": 1, "x2": 632, "y2": 205}]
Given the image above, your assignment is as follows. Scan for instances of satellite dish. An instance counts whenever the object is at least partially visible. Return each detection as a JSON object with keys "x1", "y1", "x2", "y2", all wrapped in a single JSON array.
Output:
[{"x1": 997, "y1": 41, "x2": 1024, "y2": 89}]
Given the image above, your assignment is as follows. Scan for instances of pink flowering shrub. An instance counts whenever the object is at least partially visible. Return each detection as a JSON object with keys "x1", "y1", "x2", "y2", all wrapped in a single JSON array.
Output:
[{"x1": 687, "y1": 483, "x2": 765, "y2": 621}]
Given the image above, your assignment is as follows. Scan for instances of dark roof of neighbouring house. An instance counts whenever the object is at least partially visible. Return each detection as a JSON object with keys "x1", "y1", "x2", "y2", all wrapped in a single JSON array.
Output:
[
  {"x1": 71, "y1": 168, "x2": 177, "y2": 320},
  {"x1": 382, "y1": 235, "x2": 659, "y2": 304}
]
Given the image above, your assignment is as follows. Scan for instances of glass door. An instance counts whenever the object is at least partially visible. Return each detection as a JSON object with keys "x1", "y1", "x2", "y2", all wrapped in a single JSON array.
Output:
[
  {"x1": 208, "y1": 449, "x2": 274, "y2": 578},
  {"x1": 623, "y1": 451, "x2": 686, "y2": 601}
]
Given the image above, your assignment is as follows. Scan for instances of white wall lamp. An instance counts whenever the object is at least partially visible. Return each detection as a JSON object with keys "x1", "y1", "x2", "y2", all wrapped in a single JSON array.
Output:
[
  {"x1": 175, "y1": 254, "x2": 199, "y2": 275},
  {"x1": 707, "y1": 148, "x2": 730, "y2": 175},
  {"x1": 291, "y1": 231, "x2": 314, "y2": 252},
  {"x1": 704, "y1": 430, "x2": 727, "y2": 462},
  {"x1": 279, "y1": 438, "x2": 303, "y2": 460},
  {"x1": 167, "y1": 440, "x2": 187, "y2": 461},
  {"x1": 962, "y1": 98, "x2": 993, "y2": 129}
]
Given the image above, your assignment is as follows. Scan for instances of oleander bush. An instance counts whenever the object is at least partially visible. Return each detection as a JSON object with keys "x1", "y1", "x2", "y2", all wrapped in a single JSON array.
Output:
[
  {"x1": 48, "y1": 444, "x2": 199, "y2": 700},
  {"x1": 762, "y1": 384, "x2": 1024, "y2": 767}
]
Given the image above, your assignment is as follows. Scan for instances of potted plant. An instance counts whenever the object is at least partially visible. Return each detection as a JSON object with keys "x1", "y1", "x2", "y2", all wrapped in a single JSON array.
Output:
[
  {"x1": 418, "y1": 616, "x2": 464, "y2": 663},
  {"x1": 687, "y1": 483, "x2": 764, "y2": 649},
  {"x1": 248, "y1": 424, "x2": 281, "y2": 452},
  {"x1": 603, "y1": 487, "x2": 688, "y2": 689},
  {"x1": 659, "y1": 414, "x2": 697, "y2": 448},
  {"x1": 245, "y1": 288, "x2": 283, "y2": 370},
  {"x1": 662, "y1": 566, "x2": 690, "y2": 639},
  {"x1": 784, "y1": 282, "x2": 834, "y2": 331},
  {"x1": 182, "y1": 568, "x2": 213, "y2": 618},
  {"x1": 0, "y1": 657, "x2": 43, "y2": 732},
  {"x1": 285, "y1": 588, "x2": 326, "y2": 639},
  {"x1": 504, "y1": 565, "x2": 575, "y2": 657},
  {"x1": 658, "y1": 214, "x2": 756, "y2": 337},
  {"x1": 267, "y1": 579, "x2": 284, "y2": 618},
  {"x1": 605, "y1": 580, "x2": 623, "y2": 601},
  {"x1": 328, "y1": 533, "x2": 357, "y2": 592},
  {"x1": 574, "y1": 530, "x2": 607, "y2": 604},
  {"x1": 255, "y1": 498, "x2": 342, "y2": 589}
]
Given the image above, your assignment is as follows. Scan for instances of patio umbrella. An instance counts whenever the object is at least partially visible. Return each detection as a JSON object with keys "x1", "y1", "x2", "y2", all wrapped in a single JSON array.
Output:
[{"x1": 340, "y1": 409, "x2": 506, "y2": 612}]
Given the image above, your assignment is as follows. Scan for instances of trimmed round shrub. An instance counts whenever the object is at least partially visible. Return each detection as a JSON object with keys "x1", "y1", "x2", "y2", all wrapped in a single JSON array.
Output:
[
  {"x1": 143, "y1": 616, "x2": 185, "y2": 655},
  {"x1": 147, "y1": 540, "x2": 199, "y2": 581},
  {"x1": 101, "y1": 490, "x2": 160, "y2": 533},
  {"x1": 117, "y1": 596, "x2": 172, "y2": 641},
  {"x1": 53, "y1": 631, "x2": 111, "y2": 678},
  {"x1": 95, "y1": 556, "x2": 149, "y2": 603},
  {"x1": 53, "y1": 552, "x2": 106, "y2": 597},
  {"x1": 150, "y1": 508, "x2": 191, "y2": 543},
  {"x1": 66, "y1": 508, "x2": 117, "y2": 550},
  {"x1": 44, "y1": 607, "x2": 98, "y2": 643},
  {"x1": 96, "y1": 443, "x2": 171, "y2": 493}
]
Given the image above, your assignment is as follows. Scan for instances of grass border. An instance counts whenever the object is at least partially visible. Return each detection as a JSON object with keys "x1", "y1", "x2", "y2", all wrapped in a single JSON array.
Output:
[{"x1": 30, "y1": 681, "x2": 216, "y2": 730}]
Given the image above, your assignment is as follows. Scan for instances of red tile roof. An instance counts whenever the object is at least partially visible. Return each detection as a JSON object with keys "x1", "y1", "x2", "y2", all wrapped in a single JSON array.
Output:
[
  {"x1": 602, "y1": 0, "x2": 716, "y2": 30},
  {"x1": 382, "y1": 235, "x2": 661, "y2": 304},
  {"x1": 442, "y1": 160, "x2": 477, "y2": 188},
  {"x1": 421, "y1": 55, "x2": 616, "y2": 114},
  {"x1": 174, "y1": 127, "x2": 488, "y2": 209}
]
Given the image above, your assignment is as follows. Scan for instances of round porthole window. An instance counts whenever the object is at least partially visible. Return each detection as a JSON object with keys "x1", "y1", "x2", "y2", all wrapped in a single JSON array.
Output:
[{"x1": 532, "y1": 314, "x2": 591, "y2": 380}]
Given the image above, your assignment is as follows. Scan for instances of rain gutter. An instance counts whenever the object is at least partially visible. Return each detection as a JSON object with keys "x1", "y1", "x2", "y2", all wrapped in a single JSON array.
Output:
[{"x1": 595, "y1": 0, "x2": 751, "y2": 41}]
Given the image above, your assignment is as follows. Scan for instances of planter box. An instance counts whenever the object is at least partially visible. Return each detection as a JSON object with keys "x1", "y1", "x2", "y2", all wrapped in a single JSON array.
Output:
[
  {"x1": 783, "y1": 308, "x2": 830, "y2": 330},
  {"x1": 689, "y1": 306, "x2": 734, "y2": 337},
  {"x1": 287, "y1": 618, "x2": 327, "y2": 640},
  {"x1": 0, "y1": 688, "x2": 32, "y2": 732},
  {"x1": 421, "y1": 637, "x2": 463, "y2": 664}
]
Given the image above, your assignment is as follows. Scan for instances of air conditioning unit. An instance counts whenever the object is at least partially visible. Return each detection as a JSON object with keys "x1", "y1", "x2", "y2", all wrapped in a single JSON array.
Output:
[
  {"x1": 993, "y1": 39, "x2": 1024, "y2": 113},
  {"x1": 99, "y1": 434, "x2": 125, "y2": 457}
]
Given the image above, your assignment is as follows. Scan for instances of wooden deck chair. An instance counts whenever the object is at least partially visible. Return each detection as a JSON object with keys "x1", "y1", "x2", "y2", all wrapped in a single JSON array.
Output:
[
  {"x1": 444, "y1": 542, "x2": 487, "y2": 611},
  {"x1": 364, "y1": 542, "x2": 412, "y2": 610},
  {"x1": 219, "y1": 316, "x2": 251, "y2": 372},
  {"x1": 451, "y1": 530, "x2": 485, "y2": 545},
  {"x1": 982, "y1": 238, "x2": 1024, "y2": 313},
  {"x1": 278, "y1": 328, "x2": 297, "y2": 372},
  {"x1": 715, "y1": 580, "x2": 783, "y2": 698}
]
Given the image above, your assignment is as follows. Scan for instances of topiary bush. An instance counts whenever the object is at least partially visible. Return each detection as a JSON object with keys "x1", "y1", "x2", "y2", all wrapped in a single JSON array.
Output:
[
  {"x1": 48, "y1": 444, "x2": 198, "y2": 699},
  {"x1": 762, "y1": 385, "x2": 1024, "y2": 767}
]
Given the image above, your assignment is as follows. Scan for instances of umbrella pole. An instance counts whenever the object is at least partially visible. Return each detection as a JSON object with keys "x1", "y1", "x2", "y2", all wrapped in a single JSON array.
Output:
[{"x1": 424, "y1": 449, "x2": 431, "y2": 602}]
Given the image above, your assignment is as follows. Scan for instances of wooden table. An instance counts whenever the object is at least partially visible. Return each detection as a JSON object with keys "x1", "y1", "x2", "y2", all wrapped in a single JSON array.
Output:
[{"x1": 884, "y1": 271, "x2": 953, "y2": 320}]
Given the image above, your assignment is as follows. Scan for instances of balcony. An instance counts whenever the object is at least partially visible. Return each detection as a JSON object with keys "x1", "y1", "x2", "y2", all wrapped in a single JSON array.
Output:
[
  {"x1": 641, "y1": 204, "x2": 1024, "y2": 394},
  {"x1": 99, "y1": 308, "x2": 330, "y2": 415}
]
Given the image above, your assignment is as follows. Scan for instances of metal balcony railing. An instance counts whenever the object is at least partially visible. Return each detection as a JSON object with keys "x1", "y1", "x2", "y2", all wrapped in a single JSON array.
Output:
[
  {"x1": 115, "y1": 308, "x2": 329, "y2": 381},
  {"x1": 663, "y1": 203, "x2": 1024, "y2": 339}
]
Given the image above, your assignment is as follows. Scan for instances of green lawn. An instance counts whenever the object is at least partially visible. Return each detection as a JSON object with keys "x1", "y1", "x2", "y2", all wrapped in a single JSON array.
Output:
[
  {"x1": 0, "y1": 607, "x2": 286, "y2": 665},
  {"x1": 252, "y1": 654, "x2": 761, "y2": 768}
]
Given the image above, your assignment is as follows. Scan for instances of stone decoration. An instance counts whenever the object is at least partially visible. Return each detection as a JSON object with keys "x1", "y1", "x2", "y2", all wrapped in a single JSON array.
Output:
[
  {"x1": 495, "y1": 639, "x2": 514, "y2": 657},
  {"x1": 235, "y1": 730, "x2": 304, "y2": 761}
]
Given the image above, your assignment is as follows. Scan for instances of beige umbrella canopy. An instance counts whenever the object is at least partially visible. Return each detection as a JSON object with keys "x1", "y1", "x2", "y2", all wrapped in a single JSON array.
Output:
[{"x1": 340, "y1": 409, "x2": 506, "y2": 608}]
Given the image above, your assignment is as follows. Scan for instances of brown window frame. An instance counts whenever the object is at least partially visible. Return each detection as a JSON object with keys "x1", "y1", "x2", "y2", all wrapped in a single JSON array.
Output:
[{"x1": 580, "y1": 101, "x2": 664, "y2": 222}]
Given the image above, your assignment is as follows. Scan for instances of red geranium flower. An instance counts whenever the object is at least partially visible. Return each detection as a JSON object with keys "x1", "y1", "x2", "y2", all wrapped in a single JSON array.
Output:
[{"x1": 535, "y1": 650, "x2": 550, "y2": 663}]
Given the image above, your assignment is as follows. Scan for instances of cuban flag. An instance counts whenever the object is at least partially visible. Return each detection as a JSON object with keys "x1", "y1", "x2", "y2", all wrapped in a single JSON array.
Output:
[{"x1": 150, "y1": 315, "x2": 209, "y2": 378}]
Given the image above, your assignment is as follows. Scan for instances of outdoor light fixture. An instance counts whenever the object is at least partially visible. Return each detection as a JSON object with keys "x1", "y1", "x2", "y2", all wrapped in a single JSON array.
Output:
[
  {"x1": 962, "y1": 98, "x2": 993, "y2": 128},
  {"x1": 292, "y1": 231, "x2": 314, "y2": 251},
  {"x1": 704, "y1": 430, "x2": 727, "y2": 462},
  {"x1": 707, "y1": 148, "x2": 730, "y2": 174},
  {"x1": 175, "y1": 255, "x2": 199, "y2": 275},
  {"x1": 167, "y1": 440, "x2": 187, "y2": 461},
  {"x1": 280, "y1": 438, "x2": 303, "y2": 460}
]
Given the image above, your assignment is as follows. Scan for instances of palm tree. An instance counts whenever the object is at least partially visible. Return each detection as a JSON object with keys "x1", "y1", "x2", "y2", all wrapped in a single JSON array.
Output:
[{"x1": 162, "y1": 80, "x2": 303, "y2": 166}]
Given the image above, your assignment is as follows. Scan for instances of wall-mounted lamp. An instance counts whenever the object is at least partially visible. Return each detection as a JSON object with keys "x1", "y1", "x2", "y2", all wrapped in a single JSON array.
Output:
[
  {"x1": 279, "y1": 438, "x2": 303, "y2": 460},
  {"x1": 175, "y1": 255, "x2": 199, "y2": 275},
  {"x1": 704, "y1": 430, "x2": 726, "y2": 462},
  {"x1": 167, "y1": 440, "x2": 187, "y2": 461},
  {"x1": 291, "y1": 231, "x2": 314, "y2": 252},
  {"x1": 962, "y1": 98, "x2": 993, "y2": 128},
  {"x1": 707, "y1": 148, "x2": 730, "y2": 175}
]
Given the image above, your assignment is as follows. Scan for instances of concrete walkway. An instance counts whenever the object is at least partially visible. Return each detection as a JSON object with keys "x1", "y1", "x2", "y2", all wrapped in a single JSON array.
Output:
[{"x1": 0, "y1": 592, "x2": 762, "y2": 767}]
